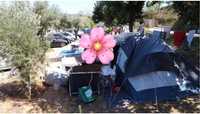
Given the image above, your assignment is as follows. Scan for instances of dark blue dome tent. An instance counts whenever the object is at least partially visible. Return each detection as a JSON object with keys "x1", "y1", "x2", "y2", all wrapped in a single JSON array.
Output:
[{"x1": 112, "y1": 31, "x2": 200, "y2": 103}]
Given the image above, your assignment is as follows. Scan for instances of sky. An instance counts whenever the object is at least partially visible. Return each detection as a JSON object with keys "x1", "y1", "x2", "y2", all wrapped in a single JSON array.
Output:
[
  {"x1": 0, "y1": 0, "x2": 97, "y2": 15},
  {"x1": 48, "y1": 0, "x2": 97, "y2": 15},
  {"x1": 0, "y1": 0, "x2": 170, "y2": 15}
]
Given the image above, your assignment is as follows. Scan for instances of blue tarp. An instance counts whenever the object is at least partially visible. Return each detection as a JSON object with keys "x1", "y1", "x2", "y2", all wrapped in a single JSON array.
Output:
[{"x1": 60, "y1": 49, "x2": 82, "y2": 58}]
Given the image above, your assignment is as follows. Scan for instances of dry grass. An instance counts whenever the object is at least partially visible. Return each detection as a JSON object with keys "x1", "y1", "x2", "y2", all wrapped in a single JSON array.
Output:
[{"x1": 0, "y1": 77, "x2": 199, "y2": 113}]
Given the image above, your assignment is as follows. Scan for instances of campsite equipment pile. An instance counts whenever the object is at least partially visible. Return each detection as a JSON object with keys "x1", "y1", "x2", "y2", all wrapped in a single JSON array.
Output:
[{"x1": 44, "y1": 30, "x2": 199, "y2": 106}]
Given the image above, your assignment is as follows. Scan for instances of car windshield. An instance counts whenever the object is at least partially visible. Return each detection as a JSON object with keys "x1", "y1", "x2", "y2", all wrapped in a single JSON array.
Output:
[
  {"x1": 53, "y1": 33, "x2": 67, "y2": 39},
  {"x1": 63, "y1": 33, "x2": 70, "y2": 36}
]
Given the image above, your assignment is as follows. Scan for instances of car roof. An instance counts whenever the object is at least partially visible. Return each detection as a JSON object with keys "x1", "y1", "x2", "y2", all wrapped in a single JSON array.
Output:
[{"x1": 52, "y1": 38, "x2": 69, "y2": 43}]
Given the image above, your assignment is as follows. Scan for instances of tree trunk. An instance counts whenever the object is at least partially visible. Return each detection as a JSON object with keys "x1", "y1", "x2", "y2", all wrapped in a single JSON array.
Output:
[
  {"x1": 128, "y1": 1, "x2": 134, "y2": 32},
  {"x1": 74, "y1": 26, "x2": 79, "y2": 39},
  {"x1": 129, "y1": 21, "x2": 133, "y2": 32},
  {"x1": 28, "y1": 73, "x2": 32, "y2": 101}
]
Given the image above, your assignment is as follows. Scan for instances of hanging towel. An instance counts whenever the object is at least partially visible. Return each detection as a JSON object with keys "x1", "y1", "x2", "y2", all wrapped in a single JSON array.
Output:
[
  {"x1": 163, "y1": 26, "x2": 171, "y2": 39},
  {"x1": 187, "y1": 30, "x2": 196, "y2": 47},
  {"x1": 173, "y1": 31, "x2": 186, "y2": 48}
]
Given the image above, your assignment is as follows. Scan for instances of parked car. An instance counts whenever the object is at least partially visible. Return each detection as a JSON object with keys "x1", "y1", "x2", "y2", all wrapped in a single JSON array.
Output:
[
  {"x1": 50, "y1": 39, "x2": 69, "y2": 48},
  {"x1": 50, "y1": 33, "x2": 71, "y2": 48},
  {"x1": 62, "y1": 32, "x2": 77, "y2": 41},
  {"x1": 0, "y1": 57, "x2": 12, "y2": 71},
  {"x1": 53, "y1": 33, "x2": 70, "y2": 41},
  {"x1": 50, "y1": 32, "x2": 79, "y2": 48}
]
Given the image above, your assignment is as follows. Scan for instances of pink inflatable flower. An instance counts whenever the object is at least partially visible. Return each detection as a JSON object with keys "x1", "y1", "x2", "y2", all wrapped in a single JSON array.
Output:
[{"x1": 80, "y1": 27, "x2": 116, "y2": 64}]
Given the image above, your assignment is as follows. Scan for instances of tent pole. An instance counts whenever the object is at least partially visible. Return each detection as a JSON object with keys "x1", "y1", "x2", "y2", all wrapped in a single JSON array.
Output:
[{"x1": 154, "y1": 88, "x2": 159, "y2": 112}]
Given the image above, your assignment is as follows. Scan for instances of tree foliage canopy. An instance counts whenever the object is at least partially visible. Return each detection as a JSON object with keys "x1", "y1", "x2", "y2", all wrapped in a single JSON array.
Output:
[
  {"x1": 33, "y1": 1, "x2": 62, "y2": 37},
  {"x1": 92, "y1": 1, "x2": 145, "y2": 32},
  {"x1": 146, "y1": 1, "x2": 199, "y2": 30},
  {"x1": 59, "y1": 14, "x2": 72, "y2": 30},
  {"x1": 172, "y1": 1, "x2": 199, "y2": 30}
]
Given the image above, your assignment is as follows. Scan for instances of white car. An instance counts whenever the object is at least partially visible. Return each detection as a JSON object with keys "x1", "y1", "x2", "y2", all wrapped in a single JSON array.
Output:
[
  {"x1": 0, "y1": 57, "x2": 12, "y2": 71},
  {"x1": 62, "y1": 32, "x2": 78, "y2": 41}
]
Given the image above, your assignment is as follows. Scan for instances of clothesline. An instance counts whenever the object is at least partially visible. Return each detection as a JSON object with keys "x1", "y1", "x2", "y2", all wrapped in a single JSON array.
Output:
[{"x1": 148, "y1": 27, "x2": 200, "y2": 37}]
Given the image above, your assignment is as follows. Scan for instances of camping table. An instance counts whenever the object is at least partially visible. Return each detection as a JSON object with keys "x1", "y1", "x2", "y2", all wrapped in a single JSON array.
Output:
[{"x1": 67, "y1": 64, "x2": 102, "y2": 96}]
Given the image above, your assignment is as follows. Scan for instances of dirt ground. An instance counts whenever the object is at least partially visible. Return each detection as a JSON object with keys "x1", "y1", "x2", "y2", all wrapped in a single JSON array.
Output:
[{"x1": 0, "y1": 75, "x2": 199, "y2": 113}]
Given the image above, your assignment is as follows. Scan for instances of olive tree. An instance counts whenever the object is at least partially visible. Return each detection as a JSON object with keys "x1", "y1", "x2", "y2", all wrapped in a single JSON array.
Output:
[
  {"x1": 0, "y1": 1, "x2": 48, "y2": 99},
  {"x1": 33, "y1": 1, "x2": 62, "y2": 38}
]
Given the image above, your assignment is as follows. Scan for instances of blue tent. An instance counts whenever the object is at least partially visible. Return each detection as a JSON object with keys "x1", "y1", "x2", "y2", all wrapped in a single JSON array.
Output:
[{"x1": 114, "y1": 32, "x2": 200, "y2": 103}]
